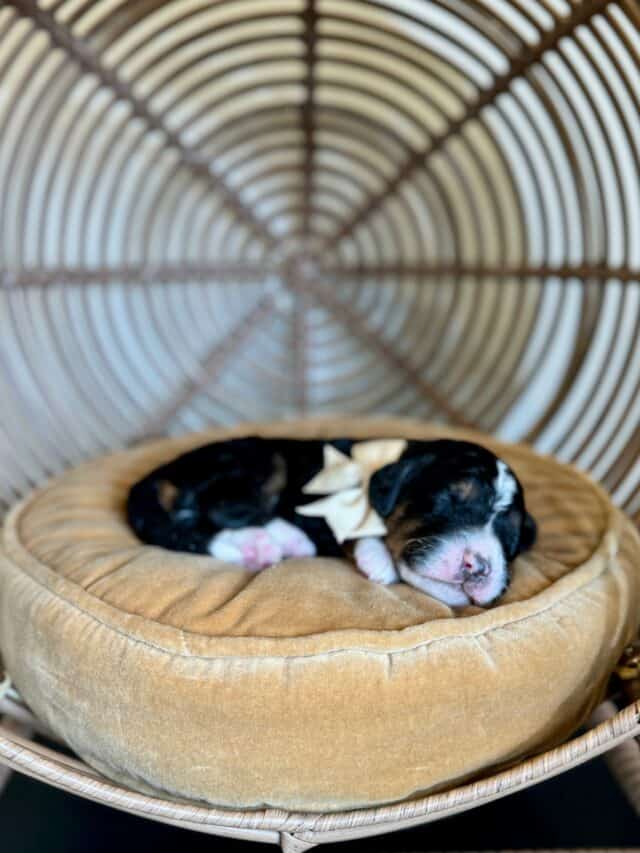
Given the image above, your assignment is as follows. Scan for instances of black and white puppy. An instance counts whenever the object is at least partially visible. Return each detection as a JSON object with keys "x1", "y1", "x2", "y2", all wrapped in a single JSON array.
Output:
[{"x1": 127, "y1": 437, "x2": 537, "y2": 607}]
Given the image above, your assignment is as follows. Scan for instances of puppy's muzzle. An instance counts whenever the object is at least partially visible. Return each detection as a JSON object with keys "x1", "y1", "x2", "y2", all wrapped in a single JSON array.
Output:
[
  {"x1": 400, "y1": 533, "x2": 508, "y2": 606},
  {"x1": 462, "y1": 549, "x2": 490, "y2": 580}
]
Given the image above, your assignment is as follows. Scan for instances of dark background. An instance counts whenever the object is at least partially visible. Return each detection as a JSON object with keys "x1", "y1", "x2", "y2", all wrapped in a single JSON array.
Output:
[{"x1": 1, "y1": 755, "x2": 637, "y2": 851}]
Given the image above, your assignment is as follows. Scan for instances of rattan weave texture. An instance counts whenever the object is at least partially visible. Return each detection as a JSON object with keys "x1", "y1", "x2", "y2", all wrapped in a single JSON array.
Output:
[{"x1": 0, "y1": 0, "x2": 639, "y2": 847}]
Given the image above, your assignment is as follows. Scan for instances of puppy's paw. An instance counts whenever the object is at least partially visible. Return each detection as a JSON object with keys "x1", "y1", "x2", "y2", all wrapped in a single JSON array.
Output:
[
  {"x1": 398, "y1": 567, "x2": 471, "y2": 607},
  {"x1": 265, "y1": 518, "x2": 317, "y2": 558},
  {"x1": 354, "y1": 537, "x2": 398, "y2": 585},
  {"x1": 209, "y1": 528, "x2": 283, "y2": 571}
]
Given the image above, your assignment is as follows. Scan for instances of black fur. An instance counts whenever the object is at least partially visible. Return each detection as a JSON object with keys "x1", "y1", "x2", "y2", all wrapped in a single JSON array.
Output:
[
  {"x1": 127, "y1": 436, "x2": 537, "y2": 568},
  {"x1": 370, "y1": 439, "x2": 536, "y2": 569}
]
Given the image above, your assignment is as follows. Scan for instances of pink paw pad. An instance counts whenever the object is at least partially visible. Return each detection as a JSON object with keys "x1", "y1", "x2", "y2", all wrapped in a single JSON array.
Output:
[
  {"x1": 265, "y1": 519, "x2": 317, "y2": 559},
  {"x1": 209, "y1": 528, "x2": 283, "y2": 571},
  {"x1": 238, "y1": 530, "x2": 282, "y2": 570}
]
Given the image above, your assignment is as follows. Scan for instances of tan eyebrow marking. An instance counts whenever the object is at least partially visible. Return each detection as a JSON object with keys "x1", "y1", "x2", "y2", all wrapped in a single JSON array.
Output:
[
  {"x1": 383, "y1": 502, "x2": 422, "y2": 561},
  {"x1": 157, "y1": 479, "x2": 179, "y2": 511},
  {"x1": 264, "y1": 453, "x2": 287, "y2": 496},
  {"x1": 450, "y1": 479, "x2": 477, "y2": 500}
]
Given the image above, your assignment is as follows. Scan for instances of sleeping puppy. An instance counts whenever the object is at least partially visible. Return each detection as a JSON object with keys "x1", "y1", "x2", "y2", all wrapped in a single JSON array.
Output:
[{"x1": 127, "y1": 437, "x2": 537, "y2": 607}]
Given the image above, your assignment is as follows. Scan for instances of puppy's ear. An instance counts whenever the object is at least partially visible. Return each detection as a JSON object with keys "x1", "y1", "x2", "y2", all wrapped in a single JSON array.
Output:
[
  {"x1": 518, "y1": 512, "x2": 537, "y2": 554},
  {"x1": 369, "y1": 458, "x2": 418, "y2": 518}
]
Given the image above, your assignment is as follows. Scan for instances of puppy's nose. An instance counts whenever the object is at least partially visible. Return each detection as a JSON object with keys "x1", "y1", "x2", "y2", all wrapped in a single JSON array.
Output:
[{"x1": 462, "y1": 549, "x2": 490, "y2": 579}]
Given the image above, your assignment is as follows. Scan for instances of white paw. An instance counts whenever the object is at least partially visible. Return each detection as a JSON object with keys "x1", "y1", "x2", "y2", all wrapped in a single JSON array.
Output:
[
  {"x1": 265, "y1": 518, "x2": 317, "y2": 558},
  {"x1": 397, "y1": 562, "x2": 471, "y2": 607},
  {"x1": 354, "y1": 537, "x2": 398, "y2": 585},
  {"x1": 208, "y1": 527, "x2": 283, "y2": 571}
]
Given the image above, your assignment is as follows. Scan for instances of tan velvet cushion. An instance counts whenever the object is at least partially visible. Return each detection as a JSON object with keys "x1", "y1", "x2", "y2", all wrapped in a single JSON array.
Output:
[{"x1": 1, "y1": 418, "x2": 639, "y2": 811}]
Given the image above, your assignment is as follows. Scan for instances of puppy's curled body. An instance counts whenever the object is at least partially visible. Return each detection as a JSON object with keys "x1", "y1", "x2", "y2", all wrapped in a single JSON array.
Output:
[{"x1": 127, "y1": 437, "x2": 537, "y2": 606}]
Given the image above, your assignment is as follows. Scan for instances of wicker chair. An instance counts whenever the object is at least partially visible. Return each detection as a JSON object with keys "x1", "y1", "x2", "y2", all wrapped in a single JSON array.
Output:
[{"x1": 0, "y1": 0, "x2": 639, "y2": 848}]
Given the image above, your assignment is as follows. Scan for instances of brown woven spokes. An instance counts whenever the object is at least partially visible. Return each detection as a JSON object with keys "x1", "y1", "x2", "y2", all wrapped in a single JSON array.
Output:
[
  {"x1": 0, "y1": 2, "x2": 640, "y2": 841},
  {"x1": 0, "y1": 1, "x2": 639, "y2": 516}
]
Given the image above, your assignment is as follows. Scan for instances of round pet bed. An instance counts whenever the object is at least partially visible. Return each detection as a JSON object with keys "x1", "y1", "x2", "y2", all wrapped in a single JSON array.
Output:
[{"x1": 0, "y1": 418, "x2": 638, "y2": 814}]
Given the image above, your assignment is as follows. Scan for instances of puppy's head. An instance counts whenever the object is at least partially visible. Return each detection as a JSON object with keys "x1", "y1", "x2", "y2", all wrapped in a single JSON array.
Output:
[{"x1": 370, "y1": 440, "x2": 537, "y2": 607}]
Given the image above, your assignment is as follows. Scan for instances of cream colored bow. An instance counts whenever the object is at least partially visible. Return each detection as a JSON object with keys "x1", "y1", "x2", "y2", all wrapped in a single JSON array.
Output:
[{"x1": 295, "y1": 439, "x2": 408, "y2": 543}]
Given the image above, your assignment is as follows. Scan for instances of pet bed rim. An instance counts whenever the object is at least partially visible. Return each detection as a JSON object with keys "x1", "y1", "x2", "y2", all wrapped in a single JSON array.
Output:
[
  {"x1": 1, "y1": 417, "x2": 627, "y2": 658},
  {"x1": 0, "y1": 698, "x2": 638, "y2": 844}
]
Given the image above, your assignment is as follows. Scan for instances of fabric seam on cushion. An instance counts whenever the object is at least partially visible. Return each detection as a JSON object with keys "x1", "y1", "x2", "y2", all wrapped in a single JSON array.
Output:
[{"x1": 0, "y1": 542, "x2": 629, "y2": 663}]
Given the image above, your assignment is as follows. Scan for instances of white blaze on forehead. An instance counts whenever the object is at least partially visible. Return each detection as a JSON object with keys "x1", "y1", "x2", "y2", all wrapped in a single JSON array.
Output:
[{"x1": 493, "y1": 460, "x2": 517, "y2": 512}]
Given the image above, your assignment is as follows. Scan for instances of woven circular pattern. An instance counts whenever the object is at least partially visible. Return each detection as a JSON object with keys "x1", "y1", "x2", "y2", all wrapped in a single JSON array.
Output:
[
  {"x1": 0, "y1": 2, "x2": 639, "y2": 842},
  {"x1": 0, "y1": 0, "x2": 639, "y2": 528}
]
